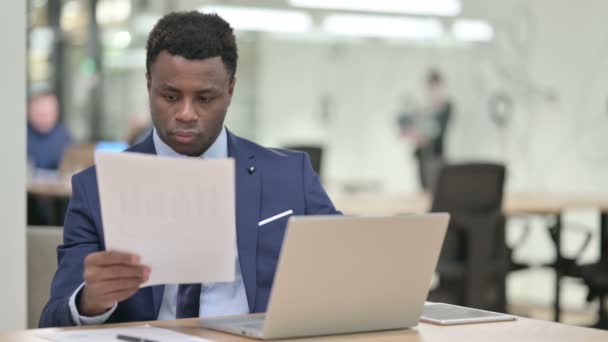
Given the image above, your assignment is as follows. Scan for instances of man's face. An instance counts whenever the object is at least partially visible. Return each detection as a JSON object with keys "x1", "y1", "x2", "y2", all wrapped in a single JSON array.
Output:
[
  {"x1": 147, "y1": 51, "x2": 235, "y2": 156},
  {"x1": 28, "y1": 95, "x2": 59, "y2": 134}
]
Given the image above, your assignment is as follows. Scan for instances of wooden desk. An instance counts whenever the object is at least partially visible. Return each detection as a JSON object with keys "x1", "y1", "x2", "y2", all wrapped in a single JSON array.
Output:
[
  {"x1": 2, "y1": 317, "x2": 607, "y2": 342},
  {"x1": 331, "y1": 192, "x2": 430, "y2": 216},
  {"x1": 332, "y1": 192, "x2": 608, "y2": 322},
  {"x1": 27, "y1": 179, "x2": 72, "y2": 198},
  {"x1": 504, "y1": 193, "x2": 608, "y2": 215},
  {"x1": 332, "y1": 192, "x2": 608, "y2": 216},
  {"x1": 27, "y1": 179, "x2": 72, "y2": 226}
]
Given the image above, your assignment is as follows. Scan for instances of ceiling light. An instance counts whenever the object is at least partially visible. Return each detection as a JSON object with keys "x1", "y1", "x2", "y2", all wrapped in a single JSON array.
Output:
[
  {"x1": 60, "y1": 0, "x2": 82, "y2": 32},
  {"x1": 323, "y1": 14, "x2": 444, "y2": 40},
  {"x1": 104, "y1": 30, "x2": 132, "y2": 49},
  {"x1": 97, "y1": 0, "x2": 132, "y2": 25},
  {"x1": 452, "y1": 19, "x2": 494, "y2": 42},
  {"x1": 199, "y1": 6, "x2": 313, "y2": 33},
  {"x1": 289, "y1": 0, "x2": 461, "y2": 17}
]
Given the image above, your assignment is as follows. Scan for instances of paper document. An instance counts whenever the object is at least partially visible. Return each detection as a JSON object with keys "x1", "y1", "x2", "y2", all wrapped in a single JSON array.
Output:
[
  {"x1": 95, "y1": 152, "x2": 235, "y2": 286},
  {"x1": 40, "y1": 325, "x2": 212, "y2": 342}
]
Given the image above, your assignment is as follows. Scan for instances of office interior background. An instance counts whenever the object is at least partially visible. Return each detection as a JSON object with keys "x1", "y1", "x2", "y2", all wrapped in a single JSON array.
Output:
[{"x1": 3, "y1": 0, "x2": 608, "y2": 331}]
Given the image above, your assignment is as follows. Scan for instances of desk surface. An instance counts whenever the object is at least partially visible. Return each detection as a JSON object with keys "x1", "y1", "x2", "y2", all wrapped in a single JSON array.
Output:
[
  {"x1": 2, "y1": 317, "x2": 607, "y2": 342},
  {"x1": 26, "y1": 181, "x2": 608, "y2": 214},
  {"x1": 332, "y1": 192, "x2": 608, "y2": 216},
  {"x1": 27, "y1": 179, "x2": 72, "y2": 198}
]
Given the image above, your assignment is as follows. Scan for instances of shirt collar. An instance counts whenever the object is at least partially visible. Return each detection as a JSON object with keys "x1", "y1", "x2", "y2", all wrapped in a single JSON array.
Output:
[{"x1": 152, "y1": 126, "x2": 228, "y2": 159}]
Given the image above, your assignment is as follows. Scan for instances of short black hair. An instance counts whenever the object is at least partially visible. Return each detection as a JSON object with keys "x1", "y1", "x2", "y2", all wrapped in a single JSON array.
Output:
[{"x1": 146, "y1": 11, "x2": 238, "y2": 79}]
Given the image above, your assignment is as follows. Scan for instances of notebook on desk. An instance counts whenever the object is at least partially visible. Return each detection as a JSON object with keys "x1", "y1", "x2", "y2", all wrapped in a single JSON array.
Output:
[
  {"x1": 421, "y1": 302, "x2": 516, "y2": 325},
  {"x1": 201, "y1": 214, "x2": 450, "y2": 340}
]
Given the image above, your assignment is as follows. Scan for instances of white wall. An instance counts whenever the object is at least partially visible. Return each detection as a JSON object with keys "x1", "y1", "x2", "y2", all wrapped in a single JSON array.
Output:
[
  {"x1": 0, "y1": 0, "x2": 26, "y2": 331},
  {"x1": 251, "y1": 0, "x2": 608, "y2": 196}
]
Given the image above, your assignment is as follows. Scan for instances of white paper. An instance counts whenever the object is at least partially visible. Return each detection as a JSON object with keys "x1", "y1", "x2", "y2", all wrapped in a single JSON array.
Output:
[
  {"x1": 95, "y1": 152, "x2": 235, "y2": 286},
  {"x1": 40, "y1": 325, "x2": 212, "y2": 342}
]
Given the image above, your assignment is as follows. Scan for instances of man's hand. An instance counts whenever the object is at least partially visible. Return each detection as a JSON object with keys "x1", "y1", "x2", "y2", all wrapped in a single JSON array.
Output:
[{"x1": 79, "y1": 251, "x2": 150, "y2": 316}]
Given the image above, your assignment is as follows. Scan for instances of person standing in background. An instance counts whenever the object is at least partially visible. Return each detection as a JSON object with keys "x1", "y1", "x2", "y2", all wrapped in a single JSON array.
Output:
[
  {"x1": 399, "y1": 70, "x2": 452, "y2": 191},
  {"x1": 27, "y1": 90, "x2": 73, "y2": 171}
]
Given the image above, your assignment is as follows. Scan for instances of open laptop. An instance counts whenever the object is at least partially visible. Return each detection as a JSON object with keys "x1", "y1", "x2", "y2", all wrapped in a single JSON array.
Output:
[{"x1": 200, "y1": 214, "x2": 449, "y2": 340}]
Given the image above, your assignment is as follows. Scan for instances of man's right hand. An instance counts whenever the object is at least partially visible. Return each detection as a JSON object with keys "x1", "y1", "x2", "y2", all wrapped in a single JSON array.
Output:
[{"x1": 79, "y1": 251, "x2": 150, "y2": 316}]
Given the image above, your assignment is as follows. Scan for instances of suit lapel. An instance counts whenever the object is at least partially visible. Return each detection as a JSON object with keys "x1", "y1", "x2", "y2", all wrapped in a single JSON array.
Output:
[
  {"x1": 127, "y1": 133, "x2": 156, "y2": 154},
  {"x1": 228, "y1": 130, "x2": 260, "y2": 312}
]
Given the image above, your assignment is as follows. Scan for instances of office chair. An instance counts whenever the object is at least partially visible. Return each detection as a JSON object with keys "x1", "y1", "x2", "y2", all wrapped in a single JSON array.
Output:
[
  {"x1": 506, "y1": 216, "x2": 534, "y2": 272},
  {"x1": 27, "y1": 226, "x2": 63, "y2": 328},
  {"x1": 580, "y1": 262, "x2": 608, "y2": 329},
  {"x1": 284, "y1": 145, "x2": 323, "y2": 176},
  {"x1": 543, "y1": 218, "x2": 593, "y2": 278},
  {"x1": 428, "y1": 163, "x2": 509, "y2": 312}
]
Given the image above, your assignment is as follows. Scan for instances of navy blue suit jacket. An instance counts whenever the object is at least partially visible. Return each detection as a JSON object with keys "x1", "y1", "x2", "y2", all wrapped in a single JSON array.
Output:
[{"x1": 39, "y1": 131, "x2": 340, "y2": 327}]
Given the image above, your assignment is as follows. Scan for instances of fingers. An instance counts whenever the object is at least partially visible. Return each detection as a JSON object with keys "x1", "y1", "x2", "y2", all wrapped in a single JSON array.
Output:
[
  {"x1": 84, "y1": 264, "x2": 150, "y2": 284},
  {"x1": 85, "y1": 251, "x2": 140, "y2": 267},
  {"x1": 78, "y1": 250, "x2": 151, "y2": 316},
  {"x1": 85, "y1": 276, "x2": 148, "y2": 310},
  {"x1": 80, "y1": 279, "x2": 144, "y2": 316},
  {"x1": 87, "y1": 277, "x2": 147, "y2": 297}
]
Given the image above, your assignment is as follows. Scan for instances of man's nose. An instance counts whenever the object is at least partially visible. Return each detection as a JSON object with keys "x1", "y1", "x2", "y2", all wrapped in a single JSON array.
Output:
[{"x1": 175, "y1": 100, "x2": 197, "y2": 122}]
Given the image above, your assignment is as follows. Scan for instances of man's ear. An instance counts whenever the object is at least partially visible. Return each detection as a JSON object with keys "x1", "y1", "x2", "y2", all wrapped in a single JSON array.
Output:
[
  {"x1": 228, "y1": 77, "x2": 236, "y2": 96},
  {"x1": 226, "y1": 77, "x2": 236, "y2": 107}
]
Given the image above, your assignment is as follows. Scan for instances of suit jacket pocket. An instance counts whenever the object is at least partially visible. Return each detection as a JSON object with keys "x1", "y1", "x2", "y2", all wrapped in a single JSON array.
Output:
[{"x1": 258, "y1": 209, "x2": 293, "y2": 227}]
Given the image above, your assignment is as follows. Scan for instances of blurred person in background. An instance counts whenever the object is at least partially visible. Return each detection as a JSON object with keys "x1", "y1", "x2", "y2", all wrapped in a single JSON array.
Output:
[
  {"x1": 27, "y1": 90, "x2": 73, "y2": 171},
  {"x1": 399, "y1": 70, "x2": 452, "y2": 191},
  {"x1": 27, "y1": 91, "x2": 73, "y2": 225}
]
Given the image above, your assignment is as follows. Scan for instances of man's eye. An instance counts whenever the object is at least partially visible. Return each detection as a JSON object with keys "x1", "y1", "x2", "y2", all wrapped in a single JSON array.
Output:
[
  {"x1": 164, "y1": 94, "x2": 177, "y2": 102},
  {"x1": 199, "y1": 96, "x2": 211, "y2": 103}
]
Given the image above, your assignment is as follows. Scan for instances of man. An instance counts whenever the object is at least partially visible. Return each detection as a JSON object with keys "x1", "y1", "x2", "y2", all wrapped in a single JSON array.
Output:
[
  {"x1": 27, "y1": 90, "x2": 72, "y2": 170},
  {"x1": 27, "y1": 90, "x2": 73, "y2": 225},
  {"x1": 399, "y1": 70, "x2": 452, "y2": 190},
  {"x1": 40, "y1": 11, "x2": 340, "y2": 327}
]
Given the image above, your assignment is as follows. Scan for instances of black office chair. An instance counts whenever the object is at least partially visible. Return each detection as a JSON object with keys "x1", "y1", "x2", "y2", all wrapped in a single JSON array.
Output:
[
  {"x1": 580, "y1": 261, "x2": 608, "y2": 329},
  {"x1": 284, "y1": 145, "x2": 323, "y2": 176},
  {"x1": 506, "y1": 216, "x2": 534, "y2": 272},
  {"x1": 428, "y1": 163, "x2": 509, "y2": 312},
  {"x1": 544, "y1": 219, "x2": 593, "y2": 278}
]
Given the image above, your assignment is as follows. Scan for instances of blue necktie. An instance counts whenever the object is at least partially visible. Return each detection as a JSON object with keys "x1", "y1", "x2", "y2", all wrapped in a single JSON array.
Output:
[{"x1": 176, "y1": 283, "x2": 201, "y2": 318}]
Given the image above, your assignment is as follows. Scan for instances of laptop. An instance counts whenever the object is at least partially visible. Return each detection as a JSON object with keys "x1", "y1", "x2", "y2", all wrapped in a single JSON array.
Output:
[{"x1": 200, "y1": 214, "x2": 449, "y2": 340}]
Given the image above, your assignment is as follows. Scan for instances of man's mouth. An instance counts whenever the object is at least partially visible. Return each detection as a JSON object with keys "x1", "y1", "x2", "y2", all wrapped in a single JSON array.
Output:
[{"x1": 173, "y1": 131, "x2": 197, "y2": 144}]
